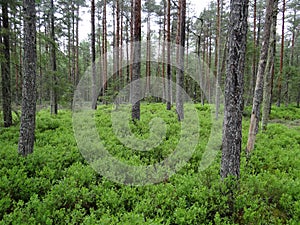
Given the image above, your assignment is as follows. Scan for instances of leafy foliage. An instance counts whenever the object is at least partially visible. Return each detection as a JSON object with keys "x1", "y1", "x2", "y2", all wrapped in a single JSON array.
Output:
[{"x1": 0, "y1": 104, "x2": 299, "y2": 224}]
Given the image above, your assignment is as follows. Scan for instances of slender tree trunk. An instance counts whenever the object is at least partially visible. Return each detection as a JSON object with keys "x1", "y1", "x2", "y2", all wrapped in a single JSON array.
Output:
[
  {"x1": 166, "y1": 0, "x2": 172, "y2": 110},
  {"x1": 75, "y1": 4, "x2": 80, "y2": 86},
  {"x1": 1, "y1": 2, "x2": 12, "y2": 127},
  {"x1": 277, "y1": 0, "x2": 285, "y2": 107},
  {"x1": 115, "y1": 0, "x2": 120, "y2": 84},
  {"x1": 67, "y1": 10, "x2": 72, "y2": 81},
  {"x1": 18, "y1": 0, "x2": 37, "y2": 156},
  {"x1": 162, "y1": 2, "x2": 166, "y2": 100},
  {"x1": 289, "y1": 8, "x2": 296, "y2": 67},
  {"x1": 50, "y1": 0, "x2": 58, "y2": 115},
  {"x1": 146, "y1": 13, "x2": 151, "y2": 94},
  {"x1": 119, "y1": 2, "x2": 123, "y2": 89},
  {"x1": 37, "y1": 4, "x2": 43, "y2": 105},
  {"x1": 131, "y1": 0, "x2": 141, "y2": 121},
  {"x1": 91, "y1": 0, "x2": 97, "y2": 109},
  {"x1": 221, "y1": 0, "x2": 249, "y2": 179},
  {"x1": 176, "y1": 0, "x2": 186, "y2": 121},
  {"x1": 130, "y1": 0, "x2": 134, "y2": 82},
  {"x1": 207, "y1": 22, "x2": 212, "y2": 102},
  {"x1": 185, "y1": 15, "x2": 190, "y2": 95},
  {"x1": 102, "y1": 0, "x2": 107, "y2": 100},
  {"x1": 246, "y1": 0, "x2": 275, "y2": 154},
  {"x1": 201, "y1": 28, "x2": 207, "y2": 105},
  {"x1": 215, "y1": 0, "x2": 222, "y2": 119},
  {"x1": 251, "y1": 0, "x2": 257, "y2": 100},
  {"x1": 71, "y1": 2, "x2": 76, "y2": 86},
  {"x1": 261, "y1": 0, "x2": 278, "y2": 131},
  {"x1": 126, "y1": 17, "x2": 130, "y2": 86}
]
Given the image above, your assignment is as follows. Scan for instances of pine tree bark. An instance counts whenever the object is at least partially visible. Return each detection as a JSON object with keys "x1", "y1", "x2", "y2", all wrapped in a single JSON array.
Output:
[
  {"x1": 166, "y1": 0, "x2": 172, "y2": 110},
  {"x1": 102, "y1": 0, "x2": 107, "y2": 98},
  {"x1": 146, "y1": 14, "x2": 151, "y2": 93},
  {"x1": 1, "y1": 2, "x2": 12, "y2": 127},
  {"x1": 18, "y1": 0, "x2": 37, "y2": 156},
  {"x1": 221, "y1": 0, "x2": 249, "y2": 179},
  {"x1": 176, "y1": 0, "x2": 186, "y2": 121},
  {"x1": 91, "y1": 0, "x2": 97, "y2": 110},
  {"x1": 246, "y1": 0, "x2": 275, "y2": 154},
  {"x1": 115, "y1": 0, "x2": 120, "y2": 82},
  {"x1": 215, "y1": 0, "x2": 223, "y2": 119},
  {"x1": 131, "y1": 0, "x2": 141, "y2": 121},
  {"x1": 251, "y1": 0, "x2": 257, "y2": 100},
  {"x1": 261, "y1": 0, "x2": 278, "y2": 131},
  {"x1": 75, "y1": 4, "x2": 79, "y2": 86},
  {"x1": 50, "y1": 0, "x2": 58, "y2": 115}
]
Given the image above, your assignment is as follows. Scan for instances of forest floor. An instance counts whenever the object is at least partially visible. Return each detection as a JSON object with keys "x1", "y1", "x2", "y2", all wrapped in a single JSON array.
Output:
[{"x1": 0, "y1": 104, "x2": 299, "y2": 224}]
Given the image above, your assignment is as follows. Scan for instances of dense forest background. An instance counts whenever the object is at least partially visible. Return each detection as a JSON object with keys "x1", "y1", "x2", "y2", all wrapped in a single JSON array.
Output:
[{"x1": 1, "y1": 0, "x2": 299, "y2": 116}]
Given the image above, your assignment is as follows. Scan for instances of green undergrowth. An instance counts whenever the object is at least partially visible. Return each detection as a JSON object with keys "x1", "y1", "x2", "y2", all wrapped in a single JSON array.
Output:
[{"x1": 0, "y1": 104, "x2": 299, "y2": 224}]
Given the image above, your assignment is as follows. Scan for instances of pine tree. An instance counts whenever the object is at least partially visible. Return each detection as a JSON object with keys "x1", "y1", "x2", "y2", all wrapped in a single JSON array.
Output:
[
  {"x1": 246, "y1": 0, "x2": 276, "y2": 154},
  {"x1": 18, "y1": 0, "x2": 37, "y2": 156},
  {"x1": 1, "y1": 2, "x2": 12, "y2": 127},
  {"x1": 221, "y1": 0, "x2": 249, "y2": 179},
  {"x1": 131, "y1": 0, "x2": 141, "y2": 121}
]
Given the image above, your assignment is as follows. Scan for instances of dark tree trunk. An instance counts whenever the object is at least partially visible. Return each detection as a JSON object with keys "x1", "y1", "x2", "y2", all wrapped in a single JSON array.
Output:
[
  {"x1": 161, "y1": 3, "x2": 166, "y2": 100},
  {"x1": 131, "y1": 0, "x2": 141, "y2": 121},
  {"x1": 251, "y1": 0, "x2": 257, "y2": 100},
  {"x1": 115, "y1": 0, "x2": 120, "y2": 82},
  {"x1": 215, "y1": 0, "x2": 223, "y2": 120},
  {"x1": 75, "y1": 4, "x2": 79, "y2": 86},
  {"x1": 176, "y1": 0, "x2": 186, "y2": 121},
  {"x1": 166, "y1": 0, "x2": 172, "y2": 110},
  {"x1": 18, "y1": 0, "x2": 37, "y2": 156},
  {"x1": 119, "y1": 2, "x2": 123, "y2": 89},
  {"x1": 246, "y1": 0, "x2": 275, "y2": 154},
  {"x1": 50, "y1": 0, "x2": 58, "y2": 114},
  {"x1": 221, "y1": 0, "x2": 249, "y2": 179},
  {"x1": 91, "y1": 0, "x2": 97, "y2": 109},
  {"x1": 1, "y1": 3, "x2": 12, "y2": 127},
  {"x1": 126, "y1": 17, "x2": 130, "y2": 86},
  {"x1": 146, "y1": 14, "x2": 151, "y2": 93},
  {"x1": 102, "y1": 0, "x2": 107, "y2": 99}
]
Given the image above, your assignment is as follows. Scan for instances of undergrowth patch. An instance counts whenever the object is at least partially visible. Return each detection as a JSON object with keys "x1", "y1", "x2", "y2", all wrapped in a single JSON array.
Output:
[{"x1": 0, "y1": 104, "x2": 299, "y2": 224}]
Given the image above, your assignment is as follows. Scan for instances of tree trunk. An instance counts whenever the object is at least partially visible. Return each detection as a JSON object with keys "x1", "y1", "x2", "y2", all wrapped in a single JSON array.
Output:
[
  {"x1": 166, "y1": 0, "x2": 172, "y2": 110},
  {"x1": 75, "y1": 4, "x2": 80, "y2": 86},
  {"x1": 250, "y1": 0, "x2": 257, "y2": 101},
  {"x1": 125, "y1": 17, "x2": 130, "y2": 86},
  {"x1": 91, "y1": 0, "x2": 97, "y2": 109},
  {"x1": 176, "y1": 0, "x2": 186, "y2": 121},
  {"x1": 221, "y1": 0, "x2": 249, "y2": 179},
  {"x1": 261, "y1": 0, "x2": 278, "y2": 131},
  {"x1": 161, "y1": 4, "x2": 166, "y2": 100},
  {"x1": 1, "y1": 2, "x2": 12, "y2": 127},
  {"x1": 116, "y1": 0, "x2": 120, "y2": 83},
  {"x1": 146, "y1": 13, "x2": 151, "y2": 94},
  {"x1": 131, "y1": 0, "x2": 141, "y2": 121},
  {"x1": 18, "y1": 0, "x2": 37, "y2": 156},
  {"x1": 277, "y1": 0, "x2": 285, "y2": 107},
  {"x1": 246, "y1": 0, "x2": 275, "y2": 154},
  {"x1": 50, "y1": 0, "x2": 58, "y2": 115},
  {"x1": 119, "y1": 2, "x2": 123, "y2": 89},
  {"x1": 215, "y1": 0, "x2": 223, "y2": 120},
  {"x1": 102, "y1": 0, "x2": 107, "y2": 100}
]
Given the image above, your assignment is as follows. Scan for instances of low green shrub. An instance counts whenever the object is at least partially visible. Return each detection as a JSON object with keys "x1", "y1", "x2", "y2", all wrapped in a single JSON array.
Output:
[{"x1": 0, "y1": 104, "x2": 299, "y2": 224}]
